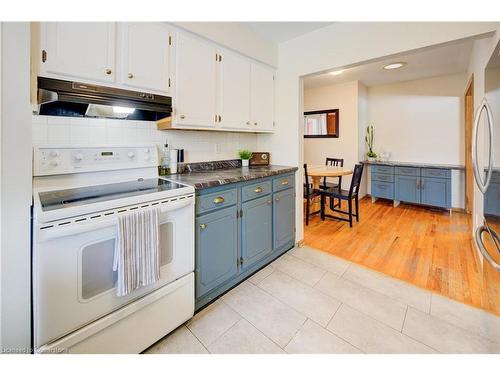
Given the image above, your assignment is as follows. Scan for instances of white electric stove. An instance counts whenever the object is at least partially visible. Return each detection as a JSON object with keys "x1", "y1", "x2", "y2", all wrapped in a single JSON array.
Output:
[{"x1": 32, "y1": 145, "x2": 195, "y2": 353}]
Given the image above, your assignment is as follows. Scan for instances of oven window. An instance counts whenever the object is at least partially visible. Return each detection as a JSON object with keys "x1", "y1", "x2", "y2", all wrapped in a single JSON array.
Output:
[
  {"x1": 80, "y1": 222, "x2": 173, "y2": 300},
  {"x1": 160, "y1": 222, "x2": 174, "y2": 266},
  {"x1": 81, "y1": 238, "x2": 117, "y2": 300}
]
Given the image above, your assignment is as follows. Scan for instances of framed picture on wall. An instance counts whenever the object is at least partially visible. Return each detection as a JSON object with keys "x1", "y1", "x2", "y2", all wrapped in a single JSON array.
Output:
[{"x1": 304, "y1": 109, "x2": 339, "y2": 138}]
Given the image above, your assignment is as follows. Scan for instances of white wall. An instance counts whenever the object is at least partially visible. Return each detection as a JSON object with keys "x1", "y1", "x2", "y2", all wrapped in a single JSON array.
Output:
[
  {"x1": 32, "y1": 116, "x2": 257, "y2": 163},
  {"x1": 0, "y1": 22, "x2": 32, "y2": 352},
  {"x1": 258, "y1": 22, "x2": 500, "y2": 242},
  {"x1": 173, "y1": 22, "x2": 277, "y2": 67},
  {"x1": 367, "y1": 73, "x2": 467, "y2": 164},
  {"x1": 303, "y1": 81, "x2": 360, "y2": 190}
]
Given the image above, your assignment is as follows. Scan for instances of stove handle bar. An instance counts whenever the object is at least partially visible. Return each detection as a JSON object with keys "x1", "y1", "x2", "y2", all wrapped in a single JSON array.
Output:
[{"x1": 37, "y1": 197, "x2": 194, "y2": 242}]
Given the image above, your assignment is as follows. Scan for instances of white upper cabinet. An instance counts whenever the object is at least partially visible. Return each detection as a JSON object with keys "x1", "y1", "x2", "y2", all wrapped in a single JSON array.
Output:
[
  {"x1": 120, "y1": 23, "x2": 171, "y2": 94},
  {"x1": 40, "y1": 22, "x2": 116, "y2": 84},
  {"x1": 217, "y1": 49, "x2": 251, "y2": 130},
  {"x1": 250, "y1": 63, "x2": 275, "y2": 131},
  {"x1": 175, "y1": 32, "x2": 217, "y2": 128}
]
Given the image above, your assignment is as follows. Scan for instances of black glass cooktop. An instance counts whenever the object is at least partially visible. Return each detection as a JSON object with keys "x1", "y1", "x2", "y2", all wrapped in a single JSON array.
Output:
[{"x1": 39, "y1": 178, "x2": 184, "y2": 212}]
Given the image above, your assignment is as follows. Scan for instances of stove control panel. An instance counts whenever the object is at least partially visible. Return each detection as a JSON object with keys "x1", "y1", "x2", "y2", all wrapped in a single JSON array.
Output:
[{"x1": 34, "y1": 145, "x2": 158, "y2": 176}]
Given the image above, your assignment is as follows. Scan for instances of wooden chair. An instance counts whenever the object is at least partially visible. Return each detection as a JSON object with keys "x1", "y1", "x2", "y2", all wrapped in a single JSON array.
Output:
[
  {"x1": 303, "y1": 163, "x2": 321, "y2": 226},
  {"x1": 319, "y1": 164, "x2": 364, "y2": 227},
  {"x1": 320, "y1": 157, "x2": 344, "y2": 208}
]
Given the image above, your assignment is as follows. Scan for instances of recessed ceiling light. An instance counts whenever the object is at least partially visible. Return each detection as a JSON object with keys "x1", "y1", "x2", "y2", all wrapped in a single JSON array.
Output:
[
  {"x1": 383, "y1": 62, "x2": 407, "y2": 70},
  {"x1": 329, "y1": 70, "x2": 344, "y2": 76}
]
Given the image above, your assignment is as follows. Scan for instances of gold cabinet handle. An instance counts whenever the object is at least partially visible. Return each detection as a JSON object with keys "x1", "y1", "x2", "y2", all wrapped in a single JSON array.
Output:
[
  {"x1": 213, "y1": 197, "x2": 225, "y2": 204},
  {"x1": 267, "y1": 200, "x2": 272, "y2": 204},
  {"x1": 105, "y1": 69, "x2": 112, "y2": 75},
  {"x1": 281, "y1": 180, "x2": 289, "y2": 185},
  {"x1": 275, "y1": 197, "x2": 280, "y2": 202},
  {"x1": 254, "y1": 187, "x2": 263, "y2": 193},
  {"x1": 180, "y1": 114, "x2": 186, "y2": 119},
  {"x1": 128, "y1": 73, "x2": 134, "y2": 79},
  {"x1": 200, "y1": 224, "x2": 207, "y2": 229}
]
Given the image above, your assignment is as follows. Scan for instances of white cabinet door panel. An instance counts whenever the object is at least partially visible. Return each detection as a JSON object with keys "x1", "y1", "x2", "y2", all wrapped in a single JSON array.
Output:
[
  {"x1": 217, "y1": 50, "x2": 251, "y2": 130},
  {"x1": 120, "y1": 23, "x2": 170, "y2": 93},
  {"x1": 175, "y1": 32, "x2": 217, "y2": 128},
  {"x1": 41, "y1": 22, "x2": 116, "y2": 83},
  {"x1": 250, "y1": 63, "x2": 274, "y2": 131}
]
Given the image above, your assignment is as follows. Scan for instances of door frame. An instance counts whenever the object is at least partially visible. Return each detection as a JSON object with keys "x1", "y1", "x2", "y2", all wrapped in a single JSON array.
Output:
[{"x1": 464, "y1": 75, "x2": 474, "y2": 214}]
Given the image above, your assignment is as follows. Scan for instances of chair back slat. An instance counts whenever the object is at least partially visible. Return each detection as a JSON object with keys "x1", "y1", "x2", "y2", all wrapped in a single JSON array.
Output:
[
  {"x1": 348, "y1": 164, "x2": 364, "y2": 197},
  {"x1": 325, "y1": 158, "x2": 344, "y2": 167}
]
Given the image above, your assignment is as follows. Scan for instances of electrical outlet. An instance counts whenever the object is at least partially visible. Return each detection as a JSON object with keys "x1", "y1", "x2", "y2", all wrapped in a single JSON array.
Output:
[{"x1": 215, "y1": 143, "x2": 221, "y2": 154}]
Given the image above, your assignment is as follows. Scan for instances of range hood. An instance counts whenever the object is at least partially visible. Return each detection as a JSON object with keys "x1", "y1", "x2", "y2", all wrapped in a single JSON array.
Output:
[{"x1": 36, "y1": 77, "x2": 172, "y2": 121}]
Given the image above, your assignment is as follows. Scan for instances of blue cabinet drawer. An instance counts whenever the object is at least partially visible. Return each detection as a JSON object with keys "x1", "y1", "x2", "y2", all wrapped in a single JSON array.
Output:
[
  {"x1": 242, "y1": 180, "x2": 271, "y2": 202},
  {"x1": 372, "y1": 173, "x2": 394, "y2": 183},
  {"x1": 490, "y1": 171, "x2": 500, "y2": 184},
  {"x1": 371, "y1": 165, "x2": 394, "y2": 175},
  {"x1": 196, "y1": 188, "x2": 238, "y2": 215},
  {"x1": 273, "y1": 174, "x2": 295, "y2": 192},
  {"x1": 422, "y1": 168, "x2": 451, "y2": 179},
  {"x1": 372, "y1": 181, "x2": 394, "y2": 200},
  {"x1": 396, "y1": 166, "x2": 420, "y2": 176}
]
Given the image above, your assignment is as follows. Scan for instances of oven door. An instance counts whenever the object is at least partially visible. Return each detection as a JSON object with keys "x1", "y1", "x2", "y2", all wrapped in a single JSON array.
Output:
[{"x1": 33, "y1": 196, "x2": 194, "y2": 348}]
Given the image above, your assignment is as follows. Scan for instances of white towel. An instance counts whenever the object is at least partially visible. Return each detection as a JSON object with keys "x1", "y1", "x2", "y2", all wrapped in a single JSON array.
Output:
[{"x1": 113, "y1": 208, "x2": 161, "y2": 297}]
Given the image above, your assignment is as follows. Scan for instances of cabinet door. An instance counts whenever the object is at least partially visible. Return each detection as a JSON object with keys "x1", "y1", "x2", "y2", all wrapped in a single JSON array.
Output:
[
  {"x1": 395, "y1": 175, "x2": 420, "y2": 204},
  {"x1": 421, "y1": 177, "x2": 451, "y2": 208},
  {"x1": 484, "y1": 183, "x2": 500, "y2": 217},
  {"x1": 196, "y1": 206, "x2": 238, "y2": 298},
  {"x1": 250, "y1": 63, "x2": 274, "y2": 131},
  {"x1": 175, "y1": 32, "x2": 217, "y2": 128},
  {"x1": 217, "y1": 50, "x2": 251, "y2": 130},
  {"x1": 120, "y1": 23, "x2": 171, "y2": 93},
  {"x1": 41, "y1": 22, "x2": 116, "y2": 83},
  {"x1": 273, "y1": 188, "x2": 295, "y2": 251},
  {"x1": 241, "y1": 196, "x2": 273, "y2": 269}
]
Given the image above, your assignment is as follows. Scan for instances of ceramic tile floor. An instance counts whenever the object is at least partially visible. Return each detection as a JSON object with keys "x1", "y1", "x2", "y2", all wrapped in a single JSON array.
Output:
[{"x1": 144, "y1": 246, "x2": 500, "y2": 354}]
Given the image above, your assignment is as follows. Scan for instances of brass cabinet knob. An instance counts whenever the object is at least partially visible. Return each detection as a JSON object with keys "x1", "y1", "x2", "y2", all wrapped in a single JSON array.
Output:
[
  {"x1": 275, "y1": 197, "x2": 280, "y2": 202},
  {"x1": 105, "y1": 69, "x2": 112, "y2": 75},
  {"x1": 254, "y1": 187, "x2": 263, "y2": 193},
  {"x1": 267, "y1": 200, "x2": 272, "y2": 204},
  {"x1": 128, "y1": 73, "x2": 134, "y2": 79},
  {"x1": 200, "y1": 224, "x2": 207, "y2": 229},
  {"x1": 180, "y1": 114, "x2": 186, "y2": 119},
  {"x1": 213, "y1": 197, "x2": 225, "y2": 204},
  {"x1": 281, "y1": 180, "x2": 289, "y2": 185}
]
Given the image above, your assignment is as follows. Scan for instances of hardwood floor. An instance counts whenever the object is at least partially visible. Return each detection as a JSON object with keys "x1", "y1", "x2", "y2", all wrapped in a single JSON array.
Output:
[{"x1": 303, "y1": 196, "x2": 500, "y2": 316}]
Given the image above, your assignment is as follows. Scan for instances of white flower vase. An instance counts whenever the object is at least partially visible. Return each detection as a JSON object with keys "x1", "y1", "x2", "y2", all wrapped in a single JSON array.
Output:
[{"x1": 242, "y1": 159, "x2": 249, "y2": 167}]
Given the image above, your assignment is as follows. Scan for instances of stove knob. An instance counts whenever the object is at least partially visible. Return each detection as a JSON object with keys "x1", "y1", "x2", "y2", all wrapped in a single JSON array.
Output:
[
  {"x1": 50, "y1": 150, "x2": 60, "y2": 158},
  {"x1": 74, "y1": 153, "x2": 84, "y2": 162},
  {"x1": 50, "y1": 158, "x2": 60, "y2": 167},
  {"x1": 144, "y1": 155, "x2": 151, "y2": 161},
  {"x1": 128, "y1": 151, "x2": 135, "y2": 159}
]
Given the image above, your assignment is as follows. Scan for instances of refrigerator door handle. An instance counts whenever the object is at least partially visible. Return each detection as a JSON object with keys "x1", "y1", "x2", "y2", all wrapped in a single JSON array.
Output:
[
  {"x1": 475, "y1": 223, "x2": 500, "y2": 272},
  {"x1": 471, "y1": 98, "x2": 494, "y2": 194}
]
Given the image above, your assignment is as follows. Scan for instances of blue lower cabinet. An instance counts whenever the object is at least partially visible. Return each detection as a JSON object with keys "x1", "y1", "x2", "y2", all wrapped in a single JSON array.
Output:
[
  {"x1": 484, "y1": 182, "x2": 500, "y2": 217},
  {"x1": 241, "y1": 195, "x2": 273, "y2": 269},
  {"x1": 395, "y1": 175, "x2": 420, "y2": 204},
  {"x1": 273, "y1": 188, "x2": 295, "y2": 251},
  {"x1": 195, "y1": 206, "x2": 238, "y2": 298},
  {"x1": 421, "y1": 177, "x2": 451, "y2": 208}
]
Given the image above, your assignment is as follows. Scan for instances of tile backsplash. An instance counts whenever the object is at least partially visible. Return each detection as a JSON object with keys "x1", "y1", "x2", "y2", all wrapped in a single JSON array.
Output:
[{"x1": 32, "y1": 115, "x2": 258, "y2": 163}]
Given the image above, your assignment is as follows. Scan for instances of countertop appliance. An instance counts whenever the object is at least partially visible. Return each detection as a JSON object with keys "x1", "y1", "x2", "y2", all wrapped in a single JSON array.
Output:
[
  {"x1": 249, "y1": 152, "x2": 270, "y2": 167},
  {"x1": 36, "y1": 77, "x2": 172, "y2": 121},
  {"x1": 472, "y1": 39, "x2": 500, "y2": 272},
  {"x1": 32, "y1": 145, "x2": 195, "y2": 353}
]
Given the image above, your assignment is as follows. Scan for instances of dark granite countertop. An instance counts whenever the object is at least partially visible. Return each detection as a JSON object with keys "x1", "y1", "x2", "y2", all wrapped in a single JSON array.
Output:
[
  {"x1": 361, "y1": 160, "x2": 465, "y2": 170},
  {"x1": 166, "y1": 165, "x2": 298, "y2": 190}
]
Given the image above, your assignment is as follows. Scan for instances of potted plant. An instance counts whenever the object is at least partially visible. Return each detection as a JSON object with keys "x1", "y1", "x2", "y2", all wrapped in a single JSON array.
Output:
[
  {"x1": 238, "y1": 150, "x2": 253, "y2": 167},
  {"x1": 365, "y1": 125, "x2": 378, "y2": 161}
]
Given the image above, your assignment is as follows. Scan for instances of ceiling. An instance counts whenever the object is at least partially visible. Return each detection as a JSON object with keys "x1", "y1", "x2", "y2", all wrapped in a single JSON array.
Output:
[
  {"x1": 303, "y1": 39, "x2": 475, "y2": 89},
  {"x1": 245, "y1": 22, "x2": 333, "y2": 43}
]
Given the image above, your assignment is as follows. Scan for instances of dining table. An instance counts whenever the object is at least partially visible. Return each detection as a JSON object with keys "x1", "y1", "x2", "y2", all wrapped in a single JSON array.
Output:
[{"x1": 306, "y1": 165, "x2": 354, "y2": 212}]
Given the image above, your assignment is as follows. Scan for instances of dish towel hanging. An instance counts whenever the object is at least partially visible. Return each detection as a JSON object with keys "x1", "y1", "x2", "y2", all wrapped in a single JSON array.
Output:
[{"x1": 113, "y1": 208, "x2": 161, "y2": 297}]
